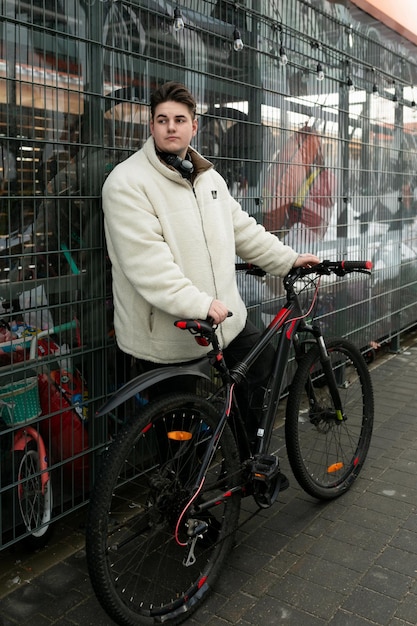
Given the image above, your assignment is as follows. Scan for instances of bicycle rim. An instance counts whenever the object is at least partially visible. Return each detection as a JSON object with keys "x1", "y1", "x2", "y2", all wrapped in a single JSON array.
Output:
[
  {"x1": 16, "y1": 443, "x2": 53, "y2": 539},
  {"x1": 86, "y1": 393, "x2": 241, "y2": 626},
  {"x1": 285, "y1": 338, "x2": 374, "y2": 499}
]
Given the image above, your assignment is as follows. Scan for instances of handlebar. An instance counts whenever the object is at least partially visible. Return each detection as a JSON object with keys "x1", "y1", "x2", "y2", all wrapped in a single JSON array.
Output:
[
  {"x1": 29, "y1": 319, "x2": 79, "y2": 360},
  {"x1": 236, "y1": 259, "x2": 372, "y2": 278},
  {"x1": 295, "y1": 259, "x2": 372, "y2": 277},
  {"x1": 175, "y1": 260, "x2": 372, "y2": 340}
]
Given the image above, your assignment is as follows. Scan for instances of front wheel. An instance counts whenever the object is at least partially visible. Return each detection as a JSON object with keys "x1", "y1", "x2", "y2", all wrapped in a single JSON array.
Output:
[
  {"x1": 86, "y1": 393, "x2": 241, "y2": 626},
  {"x1": 285, "y1": 338, "x2": 374, "y2": 500},
  {"x1": 14, "y1": 440, "x2": 53, "y2": 549}
]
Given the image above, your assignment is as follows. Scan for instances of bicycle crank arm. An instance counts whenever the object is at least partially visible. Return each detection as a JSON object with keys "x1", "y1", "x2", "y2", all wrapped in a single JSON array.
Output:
[{"x1": 193, "y1": 485, "x2": 244, "y2": 512}]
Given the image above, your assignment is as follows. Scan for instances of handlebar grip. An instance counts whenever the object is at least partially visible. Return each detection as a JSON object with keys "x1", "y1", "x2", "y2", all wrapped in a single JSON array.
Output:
[
  {"x1": 49, "y1": 320, "x2": 78, "y2": 334},
  {"x1": 174, "y1": 319, "x2": 213, "y2": 334},
  {"x1": 235, "y1": 263, "x2": 250, "y2": 271},
  {"x1": 340, "y1": 260, "x2": 373, "y2": 271},
  {"x1": 175, "y1": 312, "x2": 232, "y2": 334},
  {"x1": 235, "y1": 263, "x2": 266, "y2": 277}
]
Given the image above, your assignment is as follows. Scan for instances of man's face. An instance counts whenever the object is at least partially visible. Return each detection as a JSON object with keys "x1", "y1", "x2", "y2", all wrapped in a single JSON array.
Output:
[{"x1": 150, "y1": 100, "x2": 198, "y2": 159}]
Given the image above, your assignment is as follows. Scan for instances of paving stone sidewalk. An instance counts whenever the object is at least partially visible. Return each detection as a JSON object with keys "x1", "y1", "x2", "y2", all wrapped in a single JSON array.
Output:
[{"x1": 1, "y1": 333, "x2": 417, "y2": 625}]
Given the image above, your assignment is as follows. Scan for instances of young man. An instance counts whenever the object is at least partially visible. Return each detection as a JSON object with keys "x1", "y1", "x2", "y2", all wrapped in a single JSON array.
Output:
[{"x1": 102, "y1": 81, "x2": 319, "y2": 437}]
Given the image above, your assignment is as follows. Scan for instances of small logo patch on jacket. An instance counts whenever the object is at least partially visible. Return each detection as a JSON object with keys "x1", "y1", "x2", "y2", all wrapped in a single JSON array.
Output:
[{"x1": 211, "y1": 190, "x2": 217, "y2": 199}]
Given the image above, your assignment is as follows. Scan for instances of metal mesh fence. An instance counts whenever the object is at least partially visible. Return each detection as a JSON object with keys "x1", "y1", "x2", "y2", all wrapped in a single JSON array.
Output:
[{"x1": 0, "y1": 0, "x2": 416, "y2": 549}]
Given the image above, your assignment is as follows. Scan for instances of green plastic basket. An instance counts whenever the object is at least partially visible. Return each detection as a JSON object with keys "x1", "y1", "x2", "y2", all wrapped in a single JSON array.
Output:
[{"x1": 0, "y1": 376, "x2": 41, "y2": 425}]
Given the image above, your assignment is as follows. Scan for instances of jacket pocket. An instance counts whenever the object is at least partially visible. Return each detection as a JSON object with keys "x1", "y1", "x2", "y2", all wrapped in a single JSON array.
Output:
[{"x1": 149, "y1": 306, "x2": 155, "y2": 333}]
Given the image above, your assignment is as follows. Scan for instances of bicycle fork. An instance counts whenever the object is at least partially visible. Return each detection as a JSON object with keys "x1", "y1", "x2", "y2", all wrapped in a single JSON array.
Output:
[{"x1": 307, "y1": 331, "x2": 345, "y2": 421}]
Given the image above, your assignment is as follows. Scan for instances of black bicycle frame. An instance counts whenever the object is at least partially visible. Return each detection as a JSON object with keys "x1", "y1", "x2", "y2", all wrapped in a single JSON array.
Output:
[
  {"x1": 229, "y1": 287, "x2": 345, "y2": 457},
  {"x1": 185, "y1": 297, "x2": 307, "y2": 509},
  {"x1": 96, "y1": 277, "x2": 345, "y2": 511}
]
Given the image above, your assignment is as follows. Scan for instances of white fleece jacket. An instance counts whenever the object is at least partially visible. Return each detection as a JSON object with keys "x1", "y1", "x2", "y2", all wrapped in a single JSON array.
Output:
[{"x1": 102, "y1": 136, "x2": 298, "y2": 363}]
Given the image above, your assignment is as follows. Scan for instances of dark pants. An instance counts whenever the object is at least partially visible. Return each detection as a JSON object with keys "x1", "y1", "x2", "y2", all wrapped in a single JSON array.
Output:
[
  {"x1": 133, "y1": 319, "x2": 275, "y2": 440},
  {"x1": 223, "y1": 319, "x2": 275, "y2": 440}
]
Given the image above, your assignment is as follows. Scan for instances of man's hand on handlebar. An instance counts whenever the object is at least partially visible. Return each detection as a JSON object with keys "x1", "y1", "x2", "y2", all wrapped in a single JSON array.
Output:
[
  {"x1": 293, "y1": 253, "x2": 321, "y2": 269},
  {"x1": 208, "y1": 299, "x2": 229, "y2": 324}
]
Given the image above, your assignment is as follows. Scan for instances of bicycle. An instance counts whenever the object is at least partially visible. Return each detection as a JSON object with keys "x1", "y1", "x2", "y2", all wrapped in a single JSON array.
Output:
[
  {"x1": 0, "y1": 319, "x2": 82, "y2": 548},
  {"x1": 86, "y1": 259, "x2": 374, "y2": 626}
]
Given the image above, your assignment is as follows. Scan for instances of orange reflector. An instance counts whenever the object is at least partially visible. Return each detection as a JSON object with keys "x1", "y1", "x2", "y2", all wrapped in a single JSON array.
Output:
[
  {"x1": 167, "y1": 431, "x2": 193, "y2": 441},
  {"x1": 327, "y1": 462, "x2": 344, "y2": 473}
]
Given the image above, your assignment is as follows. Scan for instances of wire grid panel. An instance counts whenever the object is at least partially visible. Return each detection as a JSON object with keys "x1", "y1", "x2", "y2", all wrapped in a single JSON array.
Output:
[{"x1": 0, "y1": 0, "x2": 417, "y2": 548}]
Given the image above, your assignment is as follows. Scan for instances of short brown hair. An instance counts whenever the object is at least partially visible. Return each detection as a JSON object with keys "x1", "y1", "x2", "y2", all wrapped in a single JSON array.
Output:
[{"x1": 150, "y1": 81, "x2": 196, "y2": 119}]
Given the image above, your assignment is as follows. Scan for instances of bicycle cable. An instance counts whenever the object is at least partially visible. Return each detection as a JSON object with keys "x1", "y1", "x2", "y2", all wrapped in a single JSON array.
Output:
[
  {"x1": 286, "y1": 275, "x2": 321, "y2": 325},
  {"x1": 175, "y1": 477, "x2": 206, "y2": 546}
]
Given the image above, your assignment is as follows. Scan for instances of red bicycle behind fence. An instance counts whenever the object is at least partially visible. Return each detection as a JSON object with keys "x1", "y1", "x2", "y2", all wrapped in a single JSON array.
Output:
[{"x1": 0, "y1": 319, "x2": 88, "y2": 548}]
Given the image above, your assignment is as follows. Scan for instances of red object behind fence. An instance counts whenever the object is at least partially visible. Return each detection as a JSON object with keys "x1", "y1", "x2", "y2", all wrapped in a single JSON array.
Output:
[{"x1": 38, "y1": 369, "x2": 89, "y2": 492}]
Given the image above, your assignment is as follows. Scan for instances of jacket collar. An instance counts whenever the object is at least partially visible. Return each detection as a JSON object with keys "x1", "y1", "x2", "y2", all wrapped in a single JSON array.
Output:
[{"x1": 144, "y1": 136, "x2": 213, "y2": 178}]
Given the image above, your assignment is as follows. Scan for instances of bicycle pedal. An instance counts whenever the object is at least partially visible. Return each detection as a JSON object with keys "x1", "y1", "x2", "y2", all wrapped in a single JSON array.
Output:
[
  {"x1": 252, "y1": 454, "x2": 280, "y2": 482},
  {"x1": 251, "y1": 455, "x2": 289, "y2": 508}
]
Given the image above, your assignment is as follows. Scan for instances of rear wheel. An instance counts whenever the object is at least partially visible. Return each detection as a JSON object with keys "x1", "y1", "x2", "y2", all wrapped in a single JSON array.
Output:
[
  {"x1": 285, "y1": 338, "x2": 374, "y2": 499},
  {"x1": 86, "y1": 393, "x2": 241, "y2": 626}
]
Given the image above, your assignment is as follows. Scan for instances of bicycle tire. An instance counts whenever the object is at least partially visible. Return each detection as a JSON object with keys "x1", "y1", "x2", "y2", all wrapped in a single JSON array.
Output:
[
  {"x1": 86, "y1": 393, "x2": 241, "y2": 626},
  {"x1": 285, "y1": 338, "x2": 374, "y2": 500},
  {"x1": 14, "y1": 440, "x2": 53, "y2": 549}
]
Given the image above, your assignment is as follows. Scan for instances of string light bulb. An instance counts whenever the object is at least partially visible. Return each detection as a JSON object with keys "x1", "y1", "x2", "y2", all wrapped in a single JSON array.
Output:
[
  {"x1": 233, "y1": 27, "x2": 244, "y2": 51},
  {"x1": 279, "y1": 44, "x2": 288, "y2": 66},
  {"x1": 370, "y1": 68, "x2": 379, "y2": 98},
  {"x1": 173, "y1": 7, "x2": 184, "y2": 32},
  {"x1": 316, "y1": 62, "x2": 324, "y2": 81},
  {"x1": 346, "y1": 24, "x2": 354, "y2": 48},
  {"x1": 391, "y1": 83, "x2": 399, "y2": 108}
]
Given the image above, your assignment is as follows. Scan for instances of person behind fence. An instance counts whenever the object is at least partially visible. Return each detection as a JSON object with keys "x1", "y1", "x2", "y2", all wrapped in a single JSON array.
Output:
[{"x1": 102, "y1": 81, "x2": 320, "y2": 443}]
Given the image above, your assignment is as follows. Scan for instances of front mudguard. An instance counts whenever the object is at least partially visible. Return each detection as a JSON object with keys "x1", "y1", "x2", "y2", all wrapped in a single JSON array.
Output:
[
  {"x1": 13, "y1": 426, "x2": 50, "y2": 492},
  {"x1": 96, "y1": 359, "x2": 211, "y2": 417}
]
